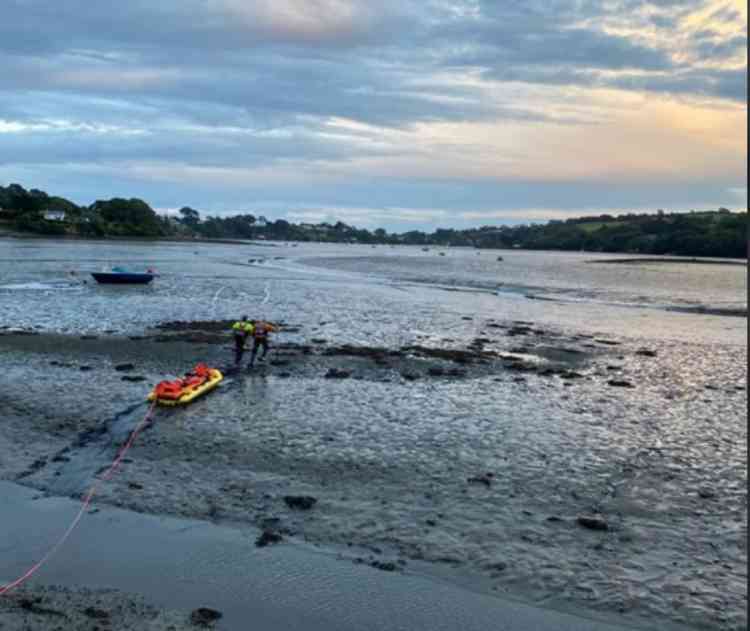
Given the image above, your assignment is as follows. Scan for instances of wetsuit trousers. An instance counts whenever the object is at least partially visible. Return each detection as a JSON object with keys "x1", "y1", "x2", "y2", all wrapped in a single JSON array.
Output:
[
  {"x1": 234, "y1": 334, "x2": 247, "y2": 365},
  {"x1": 249, "y1": 337, "x2": 269, "y2": 365}
]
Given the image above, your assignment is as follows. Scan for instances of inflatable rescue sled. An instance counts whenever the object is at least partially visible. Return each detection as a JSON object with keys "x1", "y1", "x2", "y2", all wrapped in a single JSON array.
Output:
[{"x1": 148, "y1": 363, "x2": 223, "y2": 406}]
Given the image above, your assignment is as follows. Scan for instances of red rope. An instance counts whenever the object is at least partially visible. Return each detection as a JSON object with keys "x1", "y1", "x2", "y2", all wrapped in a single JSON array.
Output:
[{"x1": 0, "y1": 401, "x2": 158, "y2": 595}]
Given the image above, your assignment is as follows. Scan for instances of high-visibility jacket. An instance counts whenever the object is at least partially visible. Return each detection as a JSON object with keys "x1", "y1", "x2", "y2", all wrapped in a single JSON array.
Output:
[{"x1": 232, "y1": 321, "x2": 254, "y2": 335}]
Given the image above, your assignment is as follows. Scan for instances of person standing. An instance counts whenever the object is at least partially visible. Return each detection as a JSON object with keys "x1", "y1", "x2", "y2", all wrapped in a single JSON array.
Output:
[
  {"x1": 249, "y1": 320, "x2": 277, "y2": 368},
  {"x1": 232, "y1": 316, "x2": 254, "y2": 366}
]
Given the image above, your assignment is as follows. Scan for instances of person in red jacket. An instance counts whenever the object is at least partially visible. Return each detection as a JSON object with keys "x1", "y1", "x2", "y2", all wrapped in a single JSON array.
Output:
[{"x1": 249, "y1": 320, "x2": 277, "y2": 368}]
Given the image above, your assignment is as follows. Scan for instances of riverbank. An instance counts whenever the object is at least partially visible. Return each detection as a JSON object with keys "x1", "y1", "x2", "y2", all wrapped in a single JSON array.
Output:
[
  {"x1": 1, "y1": 317, "x2": 746, "y2": 630},
  {"x1": 591, "y1": 257, "x2": 746, "y2": 266}
]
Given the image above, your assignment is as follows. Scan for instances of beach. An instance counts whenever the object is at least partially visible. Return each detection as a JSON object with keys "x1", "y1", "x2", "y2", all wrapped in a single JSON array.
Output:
[{"x1": 0, "y1": 239, "x2": 746, "y2": 630}]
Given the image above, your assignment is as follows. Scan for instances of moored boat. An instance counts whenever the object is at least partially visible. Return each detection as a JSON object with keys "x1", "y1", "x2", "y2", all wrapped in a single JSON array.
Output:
[{"x1": 91, "y1": 266, "x2": 156, "y2": 284}]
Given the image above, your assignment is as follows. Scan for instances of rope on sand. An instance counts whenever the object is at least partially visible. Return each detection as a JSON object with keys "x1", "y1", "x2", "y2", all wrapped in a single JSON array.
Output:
[{"x1": 0, "y1": 401, "x2": 158, "y2": 596}]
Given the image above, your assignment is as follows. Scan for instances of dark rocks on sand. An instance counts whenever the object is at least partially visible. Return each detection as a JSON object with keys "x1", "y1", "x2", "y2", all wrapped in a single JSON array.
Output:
[
  {"x1": 80, "y1": 335, "x2": 98, "y2": 340},
  {"x1": 370, "y1": 560, "x2": 398, "y2": 572},
  {"x1": 635, "y1": 349, "x2": 657, "y2": 357},
  {"x1": 121, "y1": 375, "x2": 147, "y2": 382},
  {"x1": 114, "y1": 363, "x2": 135, "y2": 371},
  {"x1": 79, "y1": 365, "x2": 93, "y2": 371},
  {"x1": 697, "y1": 488, "x2": 716, "y2": 500},
  {"x1": 128, "y1": 482, "x2": 143, "y2": 490},
  {"x1": 468, "y1": 473, "x2": 494, "y2": 487},
  {"x1": 324, "y1": 368, "x2": 351, "y2": 379},
  {"x1": 190, "y1": 607, "x2": 223, "y2": 626},
  {"x1": 284, "y1": 495, "x2": 317, "y2": 510},
  {"x1": 255, "y1": 530, "x2": 283, "y2": 547},
  {"x1": 83, "y1": 607, "x2": 110, "y2": 620},
  {"x1": 595, "y1": 339, "x2": 621, "y2": 345},
  {"x1": 401, "y1": 372, "x2": 419, "y2": 381},
  {"x1": 577, "y1": 515, "x2": 609, "y2": 531},
  {"x1": 607, "y1": 379, "x2": 635, "y2": 388},
  {"x1": 427, "y1": 367, "x2": 445, "y2": 376}
]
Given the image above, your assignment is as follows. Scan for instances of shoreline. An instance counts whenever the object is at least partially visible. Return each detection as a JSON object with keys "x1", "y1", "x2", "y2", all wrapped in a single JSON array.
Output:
[
  {"x1": 589, "y1": 256, "x2": 746, "y2": 266},
  {"x1": 1, "y1": 231, "x2": 747, "y2": 262}
]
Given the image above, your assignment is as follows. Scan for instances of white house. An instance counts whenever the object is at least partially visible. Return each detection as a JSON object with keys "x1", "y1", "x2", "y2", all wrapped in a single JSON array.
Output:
[{"x1": 43, "y1": 210, "x2": 66, "y2": 222}]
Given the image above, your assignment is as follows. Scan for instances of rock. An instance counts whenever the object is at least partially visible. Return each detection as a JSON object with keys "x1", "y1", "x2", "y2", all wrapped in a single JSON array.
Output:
[
  {"x1": 485, "y1": 561, "x2": 507, "y2": 572},
  {"x1": 114, "y1": 363, "x2": 135, "y2": 371},
  {"x1": 370, "y1": 560, "x2": 397, "y2": 572},
  {"x1": 324, "y1": 368, "x2": 351, "y2": 379},
  {"x1": 128, "y1": 482, "x2": 143, "y2": 490},
  {"x1": 546, "y1": 515, "x2": 564, "y2": 522},
  {"x1": 277, "y1": 372, "x2": 291, "y2": 378},
  {"x1": 401, "y1": 372, "x2": 419, "y2": 381},
  {"x1": 461, "y1": 316, "x2": 473, "y2": 320},
  {"x1": 635, "y1": 349, "x2": 657, "y2": 357},
  {"x1": 697, "y1": 488, "x2": 716, "y2": 500},
  {"x1": 83, "y1": 607, "x2": 109, "y2": 620},
  {"x1": 594, "y1": 339, "x2": 621, "y2": 345},
  {"x1": 80, "y1": 335, "x2": 98, "y2": 340},
  {"x1": 577, "y1": 515, "x2": 608, "y2": 531},
  {"x1": 190, "y1": 607, "x2": 223, "y2": 626},
  {"x1": 496, "y1": 256, "x2": 504, "y2": 261},
  {"x1": 311, "y1": 338, "x2": 327, "y2": 344},
  {"x1": 427, "y1": 367, "x2": 445, "y2": 376},
  {"x1": 284, "y1": 495, "x2": 317, "y2": 510},
  {"x1": 255, "y1": 530, "x2": 283, "y2": 547},
  {"x1": 446, "y1": 368, "x2": 466, "y2": 377},
  {"x1": 559, "y1": 371, "x2": 584, "y2": 379},
  {"x1": 121, "y1": 375, "x2": 147, "y2": 382},
  {"x1": 468, "y1": 473, "x2": 493, "y2": 487},
  {"x1": 79, "y1": 365, "x2": 93, "y2": 371},
  {"x1": 270, "y1": 359, "x2": 289, "y2": 366},
  {"x1": 607, "y1": 379, "x2": 634, "y2": 388}
]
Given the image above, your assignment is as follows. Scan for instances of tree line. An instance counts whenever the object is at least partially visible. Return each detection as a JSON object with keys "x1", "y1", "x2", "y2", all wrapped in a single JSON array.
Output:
[{"x1": 0, "y1": 183, "x2": 746, "y2": 258}]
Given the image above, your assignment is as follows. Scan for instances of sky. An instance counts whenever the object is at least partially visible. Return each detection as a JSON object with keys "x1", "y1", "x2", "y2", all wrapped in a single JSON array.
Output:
[{"x1": 0, "y1": 0, "x2": 746, "y2": 231}]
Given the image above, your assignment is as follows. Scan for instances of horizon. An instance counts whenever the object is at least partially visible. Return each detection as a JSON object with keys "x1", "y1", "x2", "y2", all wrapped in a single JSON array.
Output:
[{"x1": 0, "y1": 1, "x2": 746, "y2": 232}]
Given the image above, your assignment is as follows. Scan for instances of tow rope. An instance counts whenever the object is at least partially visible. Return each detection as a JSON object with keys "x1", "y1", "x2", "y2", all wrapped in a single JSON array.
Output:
[{"x1": 0, "y1": 400, "x2": 158, "y2": 595}]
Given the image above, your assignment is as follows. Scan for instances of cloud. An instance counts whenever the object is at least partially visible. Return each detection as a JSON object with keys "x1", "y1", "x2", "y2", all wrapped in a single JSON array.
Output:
[{"x1": 0, "y1": 0, "x2": 745, "y2": 230}]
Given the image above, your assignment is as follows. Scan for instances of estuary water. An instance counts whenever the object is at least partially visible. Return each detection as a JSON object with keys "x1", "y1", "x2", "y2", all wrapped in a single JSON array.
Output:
[{"x1": 0, "y1": 238, "x2": 746, "y2": 344}]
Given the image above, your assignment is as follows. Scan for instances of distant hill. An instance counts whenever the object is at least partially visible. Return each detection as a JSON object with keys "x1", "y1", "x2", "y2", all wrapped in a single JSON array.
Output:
[{"x1": 0, "y1": 183, "x2": 746, "y2": 258}]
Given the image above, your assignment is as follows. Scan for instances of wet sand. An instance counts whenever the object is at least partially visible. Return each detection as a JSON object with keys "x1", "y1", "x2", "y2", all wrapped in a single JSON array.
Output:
[
  {"x1": 1, "y1": 481, "x2": 653, "y2": 631},
  {"x1": 0, "y1": 319, "x2": 746, "y2": 630}
]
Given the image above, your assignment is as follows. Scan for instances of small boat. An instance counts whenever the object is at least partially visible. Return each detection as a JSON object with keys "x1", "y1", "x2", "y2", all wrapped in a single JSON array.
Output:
[
  {"x1": 148, "y1": 364, "x2": 223, "y2": 406},
  {"x1": 91, "y1": 266, "x2": 156, "y2": 284}
]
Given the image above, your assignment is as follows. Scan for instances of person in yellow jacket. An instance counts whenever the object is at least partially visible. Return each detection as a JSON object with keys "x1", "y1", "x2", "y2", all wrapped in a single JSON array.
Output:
[
  {"x1": 232, "y1": 316, "x2": 254, "y2": 366},
  {"x1": 249, "y1": 320, "x2": 278, "y2": 368}
]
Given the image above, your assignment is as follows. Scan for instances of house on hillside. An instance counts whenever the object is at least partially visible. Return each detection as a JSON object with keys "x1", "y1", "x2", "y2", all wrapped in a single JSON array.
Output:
[{"x1": 43, "y1": 210, "x2": 67, "y2": 222}]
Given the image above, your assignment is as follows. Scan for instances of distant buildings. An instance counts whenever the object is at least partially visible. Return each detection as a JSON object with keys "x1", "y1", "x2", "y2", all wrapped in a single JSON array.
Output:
[{"x1": 43, "y1": 210, "x2": 66, "y2": 222}]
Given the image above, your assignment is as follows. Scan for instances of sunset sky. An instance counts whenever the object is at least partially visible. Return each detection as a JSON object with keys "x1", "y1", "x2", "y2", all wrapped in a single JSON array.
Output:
[{"x1": 0, "y1": 0, "x2": 746, "y2": 230}]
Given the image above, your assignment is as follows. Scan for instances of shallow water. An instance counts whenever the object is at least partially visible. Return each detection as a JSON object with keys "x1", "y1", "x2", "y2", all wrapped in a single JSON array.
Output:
[
  {"x1": 0, "y1": 237, "x2": 746, "y2": 629},
  {"x1": 0, "y1": 239, "x2": 746, "y2": 344}
]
